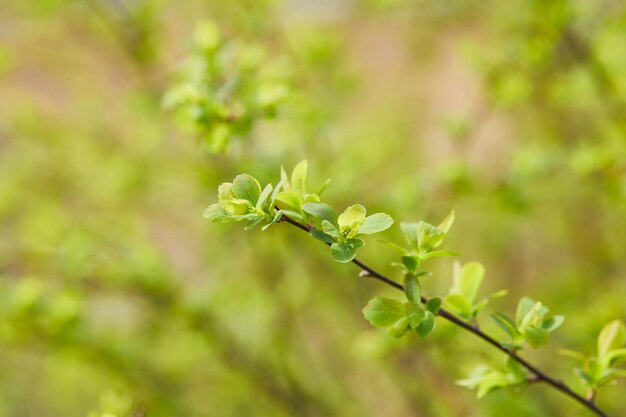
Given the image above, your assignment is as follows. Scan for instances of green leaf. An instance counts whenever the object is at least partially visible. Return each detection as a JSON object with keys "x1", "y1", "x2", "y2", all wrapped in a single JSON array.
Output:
[
  {"x1": 261, "y1": 211, "x2": 283, "y2": 231},
  {"x1": 401, "y1": 255, "x2": 420, "y2": 273},
  {"x1": 203, "y1": 203, "x2": 231, "y2": 223},
  {"x1": 503, "y1": 356, "x2": 527, "y2": 381},
  {"x1": 520, "y1": 301, "x2": 549, "y2": 329},
  {"x1": 322, "y1": 220, "x2": 342, "y2": 238},
  {"x1": 291, "y1": 160, "x2": 308, "y2": 196},
  {"x1": 280, "y1": 166, "x2": 290, "y2": 190},
  {"x1": 601, "y1": 368, "x2": 626, "y2": 379},
  {"x1": 486, "y1": 289, "x2": 508, "y2": 301},
  {"x1": 358, "y1": 213, "x2": 394, "y2": 235},
  {"x1": 346, "y1": 238, "x2": 365, "y2": 249},
  {"x1": 605, "y1": 348, "x2": 626, "y2": 366},
  {"x1": 331, "y1": 242, "x2": 357, "y2": 263},
  {"x1": 453, "y1": 262, "x2": 485, "y2": 305},
  {"x1": 270, "y1": 180, "x2": 283, "y2": 203},
  {"x1": 438, "y1": 210, "x2": 455, "y2": 233},
  {"x1": 473, "y1": 289, "x2": 508, "y2": 317},
  {"x1": 404, "y1": 274, "x2": 421, "y2": 303},
  {"x1": 221, "y1": 199, "x2": 252, "y2": 215},
  {"x1": 256, "y1": 184, "x2": 274, "y2": 210},
  {"x1": 405, "y1": 302, "x2": 426, "y2": 328},
  {"x1": 218, "y1": 182, "x2": 237, "y2": 202},
  {"x1": 338, "y1": 205, "x2": 367, "y2": 233},
  {"x1": 244, "y1": 217, "x2": 264, "y2": 230},
  {"x1": 425, "y1": 297, "x2": 442, "y2": 314},
  {"x1": 558, "y1": 349, "x2": 587, "y2": 362},
  {"x1": 587, "y1": 358, "x2": 604, "y2": 382},
  {"x1": 541, "y1": 315, "x2": 565, "y2": 332},
  {"x1": 309, "y1": 228, "x2": 335, "y2": 244},
  {"x1": 362, "y1": 297, "x2": 405, "y2": 327},
  {"x1": 574, "y1": 367, "x2": 593, "y2": 385},
  {"x1": 476, "y1": 371, "x2": 510, "y2": 398},
  {"x1": 400, "y1": 223, "x2": 419, "y2": 250},
  {"x1": 276, "y1": 191, "x2": 302, "y2": 212},
  {"x1": 456, "y1": 366, "x2": 489, "y2": 390},
  {"x1": 421, "y1": 250, "x2": 462, "y2": 260},
  {"x1": 280, "y1": 209, "x2": 304, "y2": 221},
  {"x1": 492, "y1": 313, "x2": 518, "y2": 338},
  {"x1": 377, "y1": 239, "x2": 409, "y2": 255},
  {"x1": 416, "y1": 311, "x2": 436, "y2": 338},
  {"x1": 302, "y1": 194, "x2": 320, "y2": 204},
  {"x1": 315, "y1": 178, "x2": 331, "y2": 196},
  {"x1": 389, "y1": 317, "x2": 410, "y2": 338},
  {"x1": 598, "y1": 320, "x2": 626, "y2": 359},
  {"x1": 417, "y1": 221, "x2": 445, "y2": 252},
  {"x1": 446, "y1": 294, "x2": 472, "y2": 318},
  {"x1": 515, "y1": 297, "x2": 536, "y2": 327},
  {"x1": 524, "y1": 326, "x2": 549, "y2": 348},
  {"x1": 232, "y1": 174, "x2": 262, "y2": 205},
  {"x1": 302, "y1": 202, "x2": 338, "y2": 225}
]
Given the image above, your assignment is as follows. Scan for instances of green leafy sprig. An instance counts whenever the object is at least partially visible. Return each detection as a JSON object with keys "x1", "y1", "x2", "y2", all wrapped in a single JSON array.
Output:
[
  {"x1": 492, "y1": 297, "x2": 565, "y2": 350},
  {"x1": 358, "y1": 212, "x2": 460, "y2": 339},
  {"x1": 275, "y1": 160, "x2": 330, "y2": 223},
  {"x1": 164, "y1": 20, "x2": 291, "y2": 154},
  {"x1": 456, "y1": 356, "x2": 530, "y2": 399},
  {"x1": 378, "y1": 212, "x2": 459, "y2": 274},
  {"x1": 560, "y1": 320, "x2": 626, "y2": 399},
  {"x1": 204, "y1": 160, "x2": 619, "y2": 417},
  {"x1": 203, "y1": 173, "x2": 282, "y2": 231}
]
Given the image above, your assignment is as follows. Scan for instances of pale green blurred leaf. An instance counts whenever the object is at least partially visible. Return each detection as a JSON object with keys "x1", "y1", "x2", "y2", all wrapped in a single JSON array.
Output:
[{"x1": 363, "y1": 297, "x2": 405, "y2": 327}]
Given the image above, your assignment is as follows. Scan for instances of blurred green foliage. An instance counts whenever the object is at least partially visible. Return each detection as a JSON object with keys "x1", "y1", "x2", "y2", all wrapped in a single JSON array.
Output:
[
  {"x1": 164, "y1": 21, "x2": 291, "y2": 154},
  {"x1": 1, "y1": 0, "x2": 625, "y2": 416}
]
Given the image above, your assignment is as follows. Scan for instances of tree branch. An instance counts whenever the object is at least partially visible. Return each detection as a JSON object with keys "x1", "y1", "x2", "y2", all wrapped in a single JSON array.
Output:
[{"x1": 279, "y1": 214, "x2": 609, "y2": 417}]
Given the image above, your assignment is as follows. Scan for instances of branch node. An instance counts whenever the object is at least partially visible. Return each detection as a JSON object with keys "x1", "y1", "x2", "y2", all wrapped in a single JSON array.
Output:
[
  {"x1": 527, "y1": 375, "x2": 540, "y2": 383},
  {"x1": 359, "y1": 270, "x2": 371, "y2": 278}
]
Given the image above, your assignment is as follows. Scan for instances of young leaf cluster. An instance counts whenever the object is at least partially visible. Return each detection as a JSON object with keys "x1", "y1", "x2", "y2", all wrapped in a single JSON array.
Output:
[
  {"x1": 492, "y1": 297, "x2": 565, "y2": 350},
  {"x1": 560, "y1": 320, "x2": 626, "y2": 394},
  {"x1": 163, "y1": 20, "x2": 290, "y2": 153},
  {"x1": 362, "y1": 213, "x2": 459, "y2": 339},
  {"x1": 456, "y1": 297, "x2": 565, "y2": 398},
  {"x1": 456, "y1": 356, "x2": 529, "y2": 399},
  {"x1": 362, "y1": 293, "x2": 440, "y2": 339},
  {"x1": 379, "y1": 212, "x2": 458, "y2": 274},
  {"x1": 305, "y1": 202, "x2": 394, "y2": 262},
  {"x1": 204, "y1": 174, "x2": 282, "y2": 231},
  {"x1": 275, "y1": 161, "x2": 330, "y2": 223},
  {"x1": 203, "y1": 160, "x2": 391, "y2": 254}
]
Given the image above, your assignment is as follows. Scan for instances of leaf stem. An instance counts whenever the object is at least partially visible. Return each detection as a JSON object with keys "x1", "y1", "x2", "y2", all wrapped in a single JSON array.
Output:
[{"x1": 279, "y1": 214, "x2": 609, "y2": 417}]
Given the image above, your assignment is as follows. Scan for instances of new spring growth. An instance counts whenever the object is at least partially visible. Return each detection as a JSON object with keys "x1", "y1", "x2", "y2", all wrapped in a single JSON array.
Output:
[
  {"x1": 163, "y1": 20, "x2": 291, "y2": 153},
  {"x1": 205, "y1": 160, "x2": 626, "y2": 413}
]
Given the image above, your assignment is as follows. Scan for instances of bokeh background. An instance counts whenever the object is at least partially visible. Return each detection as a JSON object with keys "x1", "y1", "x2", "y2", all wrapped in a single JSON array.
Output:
[{"x1": 1, "y1": 0, "x2": 626, "y2": 416}]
